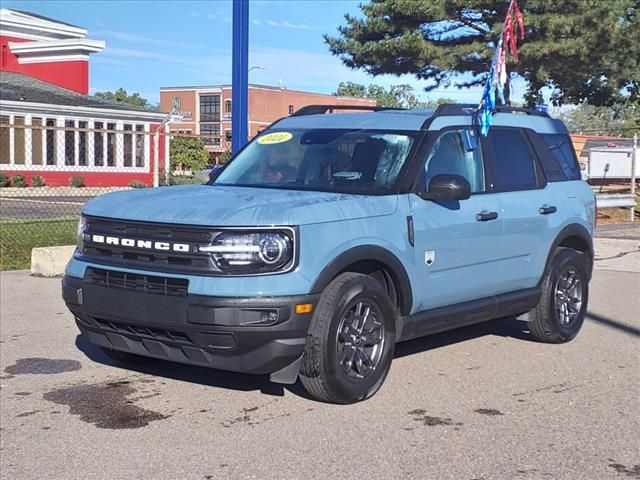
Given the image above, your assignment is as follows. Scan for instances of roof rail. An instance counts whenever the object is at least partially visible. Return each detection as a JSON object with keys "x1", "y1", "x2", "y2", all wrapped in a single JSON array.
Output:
[
  {"x1": 432, "y1": 104, "x2": 478, "y2": 116},
  {"x1": 493, "y1": 105, "x2": 550, "y2": 117},
  {"x1": 432, "y1": 103, "x2": 551, "y2": 118},
  {"x1": 291, "y1": 104, "x2": 403, "y2": 117}
]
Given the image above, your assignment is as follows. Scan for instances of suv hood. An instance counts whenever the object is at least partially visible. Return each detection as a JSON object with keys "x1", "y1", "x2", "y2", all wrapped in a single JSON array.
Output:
[{"x1": 83, "y1": 185, "x2": 398, "y2": 226}]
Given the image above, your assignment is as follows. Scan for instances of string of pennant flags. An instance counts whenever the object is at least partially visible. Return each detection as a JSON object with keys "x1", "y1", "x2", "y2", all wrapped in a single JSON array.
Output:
[{"x1": 478, "y1": 0, "x2": 525, "y2": 136}]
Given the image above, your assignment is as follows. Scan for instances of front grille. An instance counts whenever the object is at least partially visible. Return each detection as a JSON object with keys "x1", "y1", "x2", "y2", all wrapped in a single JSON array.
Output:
[
  {"x1": 93, "y1": 317, "x2": 192, "y2": 344},
  {"x1": 86, "y1": 267, "x2": 188, "y2": 297},
  {"x1": 81, "y1": 217, "x2": 218, "y2": 274}
]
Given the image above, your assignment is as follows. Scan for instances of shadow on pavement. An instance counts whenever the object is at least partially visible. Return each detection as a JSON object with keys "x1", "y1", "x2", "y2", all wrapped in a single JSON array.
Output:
[
  {"x1": 74, "y1": 315, "x2": 535, "y2": 401},
  {"x1": 75, "y1": 334, "x2": 286, "y2": 397},
  {"x1": 394, "y1": 315, "x2": 532, "y2": 359},
  {"x1": 586, "y1": 312, "x2": 640, "y2": 337}
]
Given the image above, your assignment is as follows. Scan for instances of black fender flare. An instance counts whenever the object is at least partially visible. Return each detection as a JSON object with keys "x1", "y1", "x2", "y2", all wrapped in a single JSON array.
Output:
[
  {"x1": 543, "y1": 224, "x2": 594, "y2": 280},
  {"x1": 309, "y1": 245, "x2": 413, "y2": 316}
]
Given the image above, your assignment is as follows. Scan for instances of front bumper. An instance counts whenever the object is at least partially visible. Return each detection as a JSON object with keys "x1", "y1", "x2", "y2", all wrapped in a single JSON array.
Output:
[{"x1": 62, "y1": 271, "x2": 318, "y2": 377}]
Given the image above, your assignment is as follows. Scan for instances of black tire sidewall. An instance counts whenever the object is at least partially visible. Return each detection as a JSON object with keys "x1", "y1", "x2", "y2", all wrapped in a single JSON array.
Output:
[
  {"x1": 544, "y1": 249, "x2": 589, "y2": 341},
  {"x1": 322, "y1": 276, "x2": 396, "y2": 403}
]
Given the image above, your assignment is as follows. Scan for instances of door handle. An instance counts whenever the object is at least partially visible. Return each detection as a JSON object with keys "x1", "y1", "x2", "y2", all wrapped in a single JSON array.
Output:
[
  {"x1": 539, "y1": 205, "x2": 557, "y2": 215},
  {"x1": 476, "y1": 211, "x2": 498, "y2": 221}
]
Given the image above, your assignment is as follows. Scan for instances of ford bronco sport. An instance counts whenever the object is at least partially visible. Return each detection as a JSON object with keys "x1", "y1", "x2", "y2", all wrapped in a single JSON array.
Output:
[{"x1": 63, "y1": 104, "x2": 595, "y2": 404}]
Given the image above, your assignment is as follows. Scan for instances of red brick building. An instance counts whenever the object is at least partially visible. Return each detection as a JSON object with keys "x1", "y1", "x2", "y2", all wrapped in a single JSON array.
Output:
[
  {"x1": 159, "y1": 84, "x2": 376, "y2": 158},
  {"x1": 0, "y1": 9, "x2": 169, "y2": 187}
]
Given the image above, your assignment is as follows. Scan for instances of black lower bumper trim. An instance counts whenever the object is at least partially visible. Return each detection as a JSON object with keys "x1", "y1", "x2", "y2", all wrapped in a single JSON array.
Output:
[{"x1": 63, "y1": 274, "x2": 318, "y2": 375}]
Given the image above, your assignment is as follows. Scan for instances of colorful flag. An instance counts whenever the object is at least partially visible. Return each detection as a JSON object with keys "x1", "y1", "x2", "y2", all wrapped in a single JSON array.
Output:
[{"x1": 478, "y1": 0, "x2": 525, "y2": 136}]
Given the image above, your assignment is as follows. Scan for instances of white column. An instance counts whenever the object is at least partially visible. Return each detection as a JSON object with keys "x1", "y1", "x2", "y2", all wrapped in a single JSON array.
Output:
[
  {"x1": 74, "y1": 119, "x2": 79, "y2": 166},
  {"x1": 87, "y1": 119, "x2": 95, "y2": 167},
  {"x1": 164, "y1": 124, "x2": 170, "y2": 173},
  {"x1": 144, "y1": 123, "x2": 151, "y2": 170},
  {"x1": 55, "y1": 117, "x2": 65, "y2": 166},
  {"x1": 103, "y1": 124, "x2": 108, "y2": 166},
  {"x1": 24, "y1": 114, "x2": 32, "y2": 167},
  {"x1": 116, "y1": 121, "x2": 124, "y2": 168},
  {"x1": 9, "y1": 114, "x2": 14, "y2": 165}
]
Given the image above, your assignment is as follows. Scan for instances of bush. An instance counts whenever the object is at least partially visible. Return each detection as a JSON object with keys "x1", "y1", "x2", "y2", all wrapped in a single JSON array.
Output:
[
  {"x1": 128, "y1": 179, "x2": 146, "y2": 188},
  {"x1": 31, "y1": 175, "x2": 45, "y2": 187},
  {"x1": 0, "y1": 173, "x2": 8, "y2": 187},
  {"x1": 218, "y1": 150, "x2": 232, "y2": 164},
  {"x1": 170, "y1": 136, "x2": 209, "y2": 173},
  {"x1": 69, "y1": 176, "x2": 85, "y2": 188},
  {"x1": 10, "y1": 175, "x2": 27, "y2": 187}
]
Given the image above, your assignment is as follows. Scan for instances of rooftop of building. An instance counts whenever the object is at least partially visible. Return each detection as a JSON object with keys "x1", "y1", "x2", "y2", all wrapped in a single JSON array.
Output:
[{"x1": 0, "y1": 71, "x2": 161, "y2": 114}]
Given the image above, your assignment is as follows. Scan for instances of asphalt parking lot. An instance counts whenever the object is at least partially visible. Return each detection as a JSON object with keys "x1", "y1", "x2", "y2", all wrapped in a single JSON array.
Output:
[
  {"x1": 1, "y1": 229, "x2": 638, "y2": 480},
  {"x1": 0, "y1": 196, "x2": 94, "y2": 220}
]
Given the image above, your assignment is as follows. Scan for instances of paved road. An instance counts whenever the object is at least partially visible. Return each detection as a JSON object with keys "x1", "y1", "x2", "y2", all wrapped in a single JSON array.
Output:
[
  {"x1": 0, "y1": 196, "x2": 98, "y2": 220},
  {"x1": 1, "y1": 237, "x2": 638, "y2": 480}
]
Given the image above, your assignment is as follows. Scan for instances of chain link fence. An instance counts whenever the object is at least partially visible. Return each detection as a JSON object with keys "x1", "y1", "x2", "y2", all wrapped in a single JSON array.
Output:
[{"x1": 0, "y1": 118, "x2": 234, "y2": 270}]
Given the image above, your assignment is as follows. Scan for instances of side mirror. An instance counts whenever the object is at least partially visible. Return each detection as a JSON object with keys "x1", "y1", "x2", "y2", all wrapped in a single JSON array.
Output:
[
  {"x1": 208, "y1": 165, "x2": 225, "y2": 183},
  {"x1": 418, "y1": 174, "x2": 471, "y2": 201}
]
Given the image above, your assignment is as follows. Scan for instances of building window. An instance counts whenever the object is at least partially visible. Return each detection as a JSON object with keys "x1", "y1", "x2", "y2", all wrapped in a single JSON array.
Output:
[
  {"x1": 201, "y1": 123, "x2": 221, "y2": 146},
  {"x1": 135, "y1": 125, "x2": 145, "y2": 167},
  {"x1": 78, "y1": 121, "x2": 88, "y2": 166},
  {"x1": 288, "y1": 105, "x2": 294, "y2": 115},
  {"x1": 200, "y1": 95, "x2": 221, "y2": 121},
  {"x1": 94, "y1": 121, "x2": 104, "y2": 166},
  {"x1": 32, "y1": 117, "x2": 43, "y2": 165},
  {"x1": 224, "y1": 99, "x2": 232, "y2": 114},
  {"x1": 65, "y1": 120, "x2": 75, "y2": 165},
  {"x1": 123, "y1": 124, "x2": 133, "y2": 167},
  {"x1": 0, "y1": 116, "x2": 9, "y2": 164},
  {"x1": 14, "y1": 116, "x2": 25, "y2": 165},
  {"x1": 46, "y1": 119, "x2": 56, "y2": 165},
  {"x1": 107, "y1": 122, "x2": 116, "y2": 166},
  {"x1": 225, "y1": 130, "x2": 232, "y2": 143}
]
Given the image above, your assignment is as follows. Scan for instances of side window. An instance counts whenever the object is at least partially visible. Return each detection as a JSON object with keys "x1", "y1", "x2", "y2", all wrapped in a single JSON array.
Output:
[
  {"x1": 541, "y1": 134, "x2": 581, "y2": 180},
  {"x1": 488, "y1": 129, "x2": 538, "y2": 191},
  {"x1": 425, "y1": 129, "x2": 485, "y2": 193}
]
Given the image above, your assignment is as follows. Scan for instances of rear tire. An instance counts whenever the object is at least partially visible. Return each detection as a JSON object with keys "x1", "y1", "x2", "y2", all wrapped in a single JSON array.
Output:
[
  {"x1": 100, "y1": 347, "x2": 156, "y2": 364},
  {"x1": 527, "y1": 248, "x2": 589, "y2": 343},
  {"x1": 299, "y1": 273, "x2": 396, "y2": 404}
]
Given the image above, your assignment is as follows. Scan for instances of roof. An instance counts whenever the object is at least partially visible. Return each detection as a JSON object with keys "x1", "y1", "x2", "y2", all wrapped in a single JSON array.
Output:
[
  {"x1": 0, "y1": 71, "x2": 160, "y2": 114},
  {"x1": 275, "y1": 107, "x2": 568, "y2": 134},
  {"x1": 11, "y1": 9, "x2": 82, "y2": 29}
]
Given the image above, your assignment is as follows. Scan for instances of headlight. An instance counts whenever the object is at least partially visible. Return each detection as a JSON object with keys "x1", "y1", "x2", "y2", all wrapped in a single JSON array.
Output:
[
  {"x1": 76, "y1": 216, "x2": 86, "y2": 252},
  {"x1": 200, "y1": 230, "x2": 295, "y2": 274}
]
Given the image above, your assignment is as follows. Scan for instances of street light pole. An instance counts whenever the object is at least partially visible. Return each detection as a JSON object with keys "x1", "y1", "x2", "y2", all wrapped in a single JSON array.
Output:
[{"x1": 246, "y1": 66, "x2": 266, "y2": 141}]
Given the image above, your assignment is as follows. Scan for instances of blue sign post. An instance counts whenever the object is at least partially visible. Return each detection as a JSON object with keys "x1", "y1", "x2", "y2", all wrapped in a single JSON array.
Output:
[{"x1": 231, "y1": 0, "x2": 249, "y2": 154}]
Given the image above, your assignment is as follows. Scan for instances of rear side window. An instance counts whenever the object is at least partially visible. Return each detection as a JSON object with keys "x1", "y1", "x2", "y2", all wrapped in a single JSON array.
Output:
[
  {"x1": 488, "y1": 129, "x2": 538, "y2": 191},
  {"x1": 541, "y1": 134, "x2": 581, "y2": 180}
]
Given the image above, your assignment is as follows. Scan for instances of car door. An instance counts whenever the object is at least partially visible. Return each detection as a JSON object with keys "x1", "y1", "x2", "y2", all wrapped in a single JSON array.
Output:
[
  {"x1": 409, "y1": 128, "x2": 504, "y2": 312},
  {"x1": 484, "y1": 127, "x2": 560, "y2": 292}
]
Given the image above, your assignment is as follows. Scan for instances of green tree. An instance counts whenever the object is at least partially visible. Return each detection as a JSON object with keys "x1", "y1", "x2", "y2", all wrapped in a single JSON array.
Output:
[
  {"x1": 170, "y1": 137, "x2": 209, "y2": 173},
  {"x1": 336, "y1": 82, "x2": 456, "y2": 108},
  {"x1": 558, "y1": 102, "x2": 640, "y2": 136},
  {"x1": 94, "y1": 88, "x2": 151, "y2": 108},
  {"x1": 326, "y1": 0, "x2": 639, "y2": 107}
]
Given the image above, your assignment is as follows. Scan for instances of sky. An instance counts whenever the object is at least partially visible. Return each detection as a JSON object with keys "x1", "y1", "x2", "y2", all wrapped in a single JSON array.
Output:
[{"x1": 3, "y1": 0, "x2": 508, "y2": 105}]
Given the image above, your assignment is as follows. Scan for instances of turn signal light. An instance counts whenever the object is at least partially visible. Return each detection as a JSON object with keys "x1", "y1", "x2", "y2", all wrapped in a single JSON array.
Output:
[{"x1": 295, "y1": 303, "x2": 314, "y2": 314}]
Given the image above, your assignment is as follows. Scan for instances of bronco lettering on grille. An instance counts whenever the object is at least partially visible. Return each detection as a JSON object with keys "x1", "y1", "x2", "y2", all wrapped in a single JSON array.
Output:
[{"x1": 90, "y1": 235, "x2": 190, "y2": 252}]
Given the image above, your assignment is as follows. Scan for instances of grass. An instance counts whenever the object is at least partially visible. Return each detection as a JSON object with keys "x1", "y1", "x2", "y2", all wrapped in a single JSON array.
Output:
[{"x1": 0, "y1": 217, "x2": 77, "y2": 270}]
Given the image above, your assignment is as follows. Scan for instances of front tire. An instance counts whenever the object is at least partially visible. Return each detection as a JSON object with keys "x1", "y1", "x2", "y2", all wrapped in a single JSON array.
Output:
[
  {"x1": 527, "y1": 248, "x2": 589, "y2": 343},
  {"x1": 299, "y1": 273, "x2": 396, "y2": 404}
]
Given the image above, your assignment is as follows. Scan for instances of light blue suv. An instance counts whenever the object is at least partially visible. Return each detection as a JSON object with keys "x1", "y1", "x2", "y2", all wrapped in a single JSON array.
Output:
[{"x1": 63, "y1": 104, "x2": 595, "y2": 404}]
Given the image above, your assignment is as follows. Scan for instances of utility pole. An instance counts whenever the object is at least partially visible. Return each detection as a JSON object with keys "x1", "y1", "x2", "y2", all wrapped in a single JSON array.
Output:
[
  {"x1": 231, "y1": 0, "x2": 249, "y2": 155},
  {"x1": 631, "y1": 133, "x2": 637, "y2": 222}
]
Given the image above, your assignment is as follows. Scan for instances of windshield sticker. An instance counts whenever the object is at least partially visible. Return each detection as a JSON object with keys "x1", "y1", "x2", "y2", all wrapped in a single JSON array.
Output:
[{"x1": 257, "y1": 132, "x2": 293, "y2": 145}]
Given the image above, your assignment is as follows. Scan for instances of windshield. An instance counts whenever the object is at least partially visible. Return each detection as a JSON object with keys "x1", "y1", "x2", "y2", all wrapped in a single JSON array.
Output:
[{"x1": 214, "y1": 129, "x2": 416, "y2": 194}]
